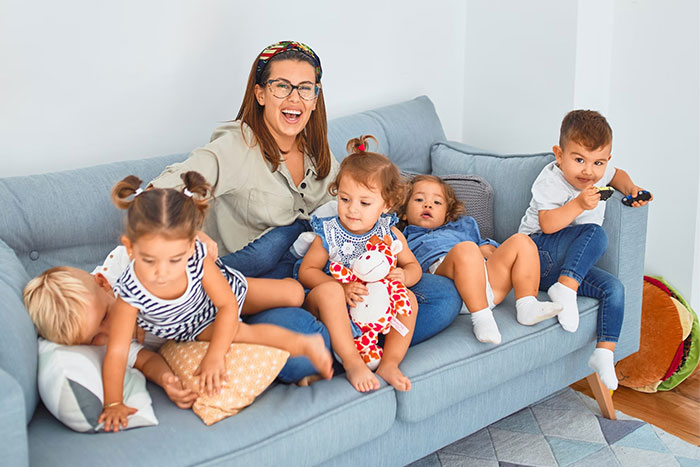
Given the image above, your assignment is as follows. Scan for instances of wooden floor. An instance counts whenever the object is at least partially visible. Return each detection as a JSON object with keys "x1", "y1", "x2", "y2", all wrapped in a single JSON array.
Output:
[{"x1": 571, "y1": 368, "x2": 700, "y2": 446}]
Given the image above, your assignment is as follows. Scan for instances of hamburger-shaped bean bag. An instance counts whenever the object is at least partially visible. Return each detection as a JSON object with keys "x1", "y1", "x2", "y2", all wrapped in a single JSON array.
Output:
[{"x1": 615, "y1": 276, "x2": 699, "y2": 392}]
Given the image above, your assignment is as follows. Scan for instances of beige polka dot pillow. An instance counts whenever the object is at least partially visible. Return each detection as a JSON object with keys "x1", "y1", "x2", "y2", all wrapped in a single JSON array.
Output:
[{"x1": 159, "y1": 341, "x2": 289, "y2": 425}]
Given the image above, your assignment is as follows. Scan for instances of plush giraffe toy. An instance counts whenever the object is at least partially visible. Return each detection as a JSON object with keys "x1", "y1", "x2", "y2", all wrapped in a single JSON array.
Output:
[{"x1": 329, "y1": 235, "x2": 412, "y2": 370}]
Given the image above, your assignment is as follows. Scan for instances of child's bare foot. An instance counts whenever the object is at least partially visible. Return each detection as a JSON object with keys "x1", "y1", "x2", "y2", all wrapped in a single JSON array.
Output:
[
  {"x1": 302, "y1": 334, "x2": 334, "y2": 380},
  {"x1": 296, "y1": 374, "x2": 323, "y2": 387},
  {"x1": 345, "y1": 360, "x2": 380, "y2": 392},
  {"x1": 376, "y1": 362, "x2": 411, "y2": 391}
]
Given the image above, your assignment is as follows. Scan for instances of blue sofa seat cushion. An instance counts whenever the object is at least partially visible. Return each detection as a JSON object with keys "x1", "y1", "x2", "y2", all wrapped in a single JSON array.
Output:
[
  {"x1": 28, "y1": 377, "x2": 396, "y2": 466},
  {"x1": 394, "y1": 292, "x2": 599, "y2": 423}
]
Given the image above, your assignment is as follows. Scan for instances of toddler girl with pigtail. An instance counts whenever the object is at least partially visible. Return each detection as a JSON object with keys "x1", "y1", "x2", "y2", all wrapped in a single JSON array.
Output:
[
  {"x1": 298, "y1": 136, "x2": 421, "y2": 393},
  {"x1": 100, "y1": 171, "x2": 332, "y2": 432}
]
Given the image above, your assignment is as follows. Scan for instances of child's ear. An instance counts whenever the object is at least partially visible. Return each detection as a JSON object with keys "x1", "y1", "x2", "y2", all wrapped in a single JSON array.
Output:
[
  {"x1": 552, "y1": 145, "x2": 563, "y2": 164},
  {"x1": 94, "y1": 273, "x2": 112, "y2": 292},
  {"x1": 121, "y1": 236, "x2": 133, "y2": 257}
]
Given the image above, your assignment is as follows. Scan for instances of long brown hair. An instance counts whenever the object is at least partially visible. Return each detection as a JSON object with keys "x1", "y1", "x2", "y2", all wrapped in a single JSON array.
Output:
[
  {"x1": 329, "y1": 135, "x2": 405, "y2": 210},
  {"x1": 237, "y1": 50, "x2": 332, "y2": 179},
  {"x1": 111, "y1": 171, "x2": 212, "y2": 242}
]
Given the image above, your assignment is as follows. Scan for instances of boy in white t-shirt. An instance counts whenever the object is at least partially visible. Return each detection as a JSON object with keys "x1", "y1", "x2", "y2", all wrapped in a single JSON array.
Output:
[{"x1": 518, "y1": 110, "x2": 652, "y2": 390}]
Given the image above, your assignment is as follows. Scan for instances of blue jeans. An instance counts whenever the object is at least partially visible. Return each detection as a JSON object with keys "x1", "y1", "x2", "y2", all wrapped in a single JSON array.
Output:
[
  {"x1": 219, "y1": 219, "x2": 311, "y2": 279},
  {"x1": 531, "y1": 224, "x2": 624, "y2": 343},
  {"x1": 410, "y1": 273, "x2": 462, "y2": 345},
  {"x1": 242, "y1": 306, "x2": 331, "y2": 383}
]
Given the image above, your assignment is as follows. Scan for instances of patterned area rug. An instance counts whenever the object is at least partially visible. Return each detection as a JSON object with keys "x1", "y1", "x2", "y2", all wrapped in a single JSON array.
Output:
[{"x1": 408, "y1": 388, "x2": 700, "y2": 467}]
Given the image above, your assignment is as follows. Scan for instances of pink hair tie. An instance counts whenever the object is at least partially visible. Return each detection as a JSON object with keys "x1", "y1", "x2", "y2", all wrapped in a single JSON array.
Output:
[{"x1": 358, "y1": 144, "x2": 365, "y2": 152}]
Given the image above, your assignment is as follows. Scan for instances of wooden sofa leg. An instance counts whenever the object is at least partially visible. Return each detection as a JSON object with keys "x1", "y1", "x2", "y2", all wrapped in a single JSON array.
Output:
[{"x1": 586, "y1": 373, "x2": 616, "y2": 420}]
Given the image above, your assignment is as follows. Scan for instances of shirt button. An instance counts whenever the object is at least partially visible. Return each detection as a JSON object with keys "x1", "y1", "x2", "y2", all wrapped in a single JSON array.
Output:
[
  {"x1": 299, "y1": 208, "x2": 305, "y2": 214},
  {"x1": 300, "y1": 182, "x2": 307, "y2": 189},
  {"x1": 29, "y1": 251, "x2": 40, "y2": 260}
]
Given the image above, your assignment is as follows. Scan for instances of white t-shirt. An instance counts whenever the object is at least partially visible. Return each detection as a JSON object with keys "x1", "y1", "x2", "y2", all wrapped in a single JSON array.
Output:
[{"x1": 518, "y1": 161, "x2": 616, "y2": 235}]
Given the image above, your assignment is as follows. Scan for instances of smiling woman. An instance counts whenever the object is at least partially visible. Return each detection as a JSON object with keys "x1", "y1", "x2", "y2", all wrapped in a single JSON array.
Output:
[{"x1": 148, "y1": 41, "x2": 339, "y2": 383}]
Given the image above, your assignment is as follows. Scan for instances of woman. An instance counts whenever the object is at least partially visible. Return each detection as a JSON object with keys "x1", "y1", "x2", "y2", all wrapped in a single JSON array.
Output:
[{"x1": 150, "y1": 41, "x2": 461, "y2": 384}]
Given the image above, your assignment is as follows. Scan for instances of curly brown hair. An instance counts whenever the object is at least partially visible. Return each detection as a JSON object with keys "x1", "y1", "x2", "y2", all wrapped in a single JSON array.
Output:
[{"x1": 397, "y1": 174, "x2": 465, "y2": 225}]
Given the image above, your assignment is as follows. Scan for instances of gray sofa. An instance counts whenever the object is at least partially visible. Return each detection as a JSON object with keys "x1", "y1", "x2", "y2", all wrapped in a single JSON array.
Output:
[{"x1": 0, "y1": 96, "x2": 648, "y2": 466}]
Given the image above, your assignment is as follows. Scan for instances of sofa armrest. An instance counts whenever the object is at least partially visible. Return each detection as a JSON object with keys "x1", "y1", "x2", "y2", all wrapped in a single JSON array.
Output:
[
  {"x1": 598, "y1": 192, "x2": 649, "y2": 358},
  {"x1": 0, "y1": 366, "x2": 29, "y2": 467}
]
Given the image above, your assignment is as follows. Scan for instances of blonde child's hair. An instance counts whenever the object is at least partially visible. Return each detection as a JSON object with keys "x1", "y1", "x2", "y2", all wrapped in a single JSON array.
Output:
[
  {"x1": 23, "y1": 266, "x2": 91, "y2": 345},
  {"x1": 112, "y1": 171, "x2": 212, "y2": 242},
  {"x1": 398, "y1": 174, "x2": 466, "y2": 224},
  {"x1": 329, "y1": 135, "x2": 405, "y2": 210}
]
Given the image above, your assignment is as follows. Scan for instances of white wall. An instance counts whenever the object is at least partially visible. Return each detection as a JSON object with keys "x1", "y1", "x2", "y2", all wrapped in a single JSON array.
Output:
[
  {"x1": 463, "y1": 0, "x2": 579, "y2": 154},
  {"x1": 1, "y1": 0, "x2": 467, "y2": 177},
  {"x1": 462, "y1": 0, "x2": 700, "y2": 305}
]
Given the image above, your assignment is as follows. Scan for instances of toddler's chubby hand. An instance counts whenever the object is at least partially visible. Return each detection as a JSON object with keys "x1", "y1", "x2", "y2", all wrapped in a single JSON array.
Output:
[
  {"x1": 98, "y1": 402, "x2": 137, "y2": 432},
  {"x1": 194, "y1": 353, "x2": 227, "y2": 397},
  {"x1": 576, "y1": 186, "x2": 601, "y2": 211},
  {"x1": 386, "y1": 267, "x2": 406, "y2": 284},
  {"x1": 162, "y1": 372, "x2": 197, "y2": 408},
  {"x1": 626, "y1": 186, "x2": 654, "y2": 207},
  {"x1": 342, "y1": 281, "x2": 368, "y2": 308}
]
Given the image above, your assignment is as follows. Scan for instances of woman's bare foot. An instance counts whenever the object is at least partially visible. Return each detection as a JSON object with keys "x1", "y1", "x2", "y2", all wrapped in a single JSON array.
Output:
[
  {"x1": 376, "y1": 361, "x2": 411, "y2": 391},
  {"x1": 345, "y1": 359, "x2": 380, "y2": 392},
  {"x1": 296, "y1": 374, "x2": 323, "y2": 387},
  {"x1": 300, "y1": 334, "x2": 334, "y2": 380}
]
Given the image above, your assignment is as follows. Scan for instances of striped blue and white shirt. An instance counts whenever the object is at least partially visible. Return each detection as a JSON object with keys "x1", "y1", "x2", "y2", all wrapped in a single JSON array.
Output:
[{"x1": 113, "y1": 239, "x2": 247, "y2": 342}]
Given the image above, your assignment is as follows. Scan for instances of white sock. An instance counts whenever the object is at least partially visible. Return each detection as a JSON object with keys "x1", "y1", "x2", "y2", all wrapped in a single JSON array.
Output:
[
  {"x1": 588, "y1": 348, "x2": 618, "y2": 390},
  {"x1": 547, "y1": 282, "x2": 579, "y2": 332},
  {"x1": 470, "y1": 308, "x2": 501, "y2": 344},
  {"x1": 515, "y1": 296, "x2": 563, "y2": 325}
]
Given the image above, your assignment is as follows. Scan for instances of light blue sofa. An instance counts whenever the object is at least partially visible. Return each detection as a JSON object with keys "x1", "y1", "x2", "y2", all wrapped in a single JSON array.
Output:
[{"x1": 0, "y1": 96, "x2": 648, "y2": 466}]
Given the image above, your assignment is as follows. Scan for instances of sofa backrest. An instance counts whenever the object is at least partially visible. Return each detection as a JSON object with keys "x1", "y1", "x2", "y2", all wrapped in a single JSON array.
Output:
[
  {"x1": 0, "y1": 96, "x2": 446, "y2": 423},
  {"x1": 431, "y1": 141, "x2": 555, "y2": 242},
  {"x1": 328, "y1": 96, "x2": 445, "y2": 174}
]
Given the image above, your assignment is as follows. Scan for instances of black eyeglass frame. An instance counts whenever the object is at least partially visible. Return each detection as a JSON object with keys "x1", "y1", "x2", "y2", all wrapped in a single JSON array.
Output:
[{"x1": 266, "y1": 79, "x2": 320, "y2": 101}]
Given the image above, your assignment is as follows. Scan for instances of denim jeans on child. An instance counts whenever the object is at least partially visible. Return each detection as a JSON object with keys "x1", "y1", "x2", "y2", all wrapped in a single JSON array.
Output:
[{"x1": 531, "y1": 223, "x2": 624, "y2": 343}]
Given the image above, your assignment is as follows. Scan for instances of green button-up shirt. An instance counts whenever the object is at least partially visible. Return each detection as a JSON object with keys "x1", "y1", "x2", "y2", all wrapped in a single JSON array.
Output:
[{"x1": 150, "y1": 121, "x2": 339, "y2": 256}]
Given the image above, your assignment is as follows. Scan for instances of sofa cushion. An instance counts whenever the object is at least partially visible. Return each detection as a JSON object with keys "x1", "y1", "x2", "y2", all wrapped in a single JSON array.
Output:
[
  {"x1": 394, "y1": 291, "x2": 599, "y2": 423},
  {"x1": 37, "y1": 339, "x2": 158, "y2": 432},
  {"x1": 28, "y1": 377, "x2": 397, "y2": 466},
  {"x1": 159, "y1": 341, "x2": 288, "y2": 426},
  {"x1": 0, "y1": 154, "x2": 186, "y2": 279},
  {"x1": 0, "y1": 240, "x2": 37, "y2": 423},
  {"x1": 443, "y1": 174, "x2": 495, "y2": 240},
  {"x1": 431, "y1": 141, "x2": 554, "y2": 242},
  {"x1": 328, "y1": 96, "x2": 445, "y2": 174}
]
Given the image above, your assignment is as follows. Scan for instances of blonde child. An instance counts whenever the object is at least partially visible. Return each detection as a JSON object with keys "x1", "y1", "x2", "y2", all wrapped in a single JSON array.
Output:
[
  {"x1": 298, "y1": 136, "x2": 421, "y2": 393},
  {"x1": 399, "y1": 175, "x2": 562, "y2": 345},
  {"x1": 23, "y1": 265, "x2": 197, "y2": 409},
  {"x1": 518, "y1": 109, "x2": 653, "y2": 390},
  {"x1": 101, "y1": 171, "x2": 333, "y2": 432}
]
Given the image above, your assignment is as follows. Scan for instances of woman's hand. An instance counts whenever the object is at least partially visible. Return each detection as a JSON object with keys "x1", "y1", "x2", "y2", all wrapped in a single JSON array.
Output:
[
  {"x1": 194, "y1": 352, "x2": 227, "y2": 397},
  {"x1": 197, "y1": 230, "x2": 219, "y2": 258},
  {"x1": 161, "y1": 372, "x2": 197, "y2": 409},
  {"x1": 342, "y1": 281, "x2": 368, "y2": 307},
  {"x1": 385, "y1": 267, "x2": 406, "y2": 284},
  {"x1": 98, "y1": 402, "x2": 137, "y2": 432}
]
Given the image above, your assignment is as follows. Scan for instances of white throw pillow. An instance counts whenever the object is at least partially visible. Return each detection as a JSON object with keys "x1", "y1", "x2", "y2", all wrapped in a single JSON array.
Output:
[{"x1": 37, "y1": 338, "x2": 158, "y2": 432}]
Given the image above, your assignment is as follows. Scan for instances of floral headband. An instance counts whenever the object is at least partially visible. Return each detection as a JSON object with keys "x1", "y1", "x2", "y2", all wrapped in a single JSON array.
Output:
[{"x1": 255, "y1": 40, "x2": 322, "y2": 84}]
